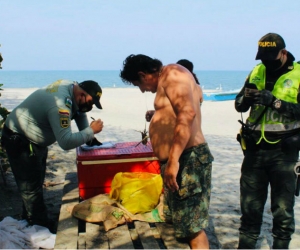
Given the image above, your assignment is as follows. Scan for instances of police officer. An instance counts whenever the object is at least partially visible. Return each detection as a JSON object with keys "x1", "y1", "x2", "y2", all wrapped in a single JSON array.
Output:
[
  {"x1": 235, "y1": 33, "x2": 300, "y2": 249},
  {"x1": 1, "y1": 79, "x2": 104, "y2": 232}
]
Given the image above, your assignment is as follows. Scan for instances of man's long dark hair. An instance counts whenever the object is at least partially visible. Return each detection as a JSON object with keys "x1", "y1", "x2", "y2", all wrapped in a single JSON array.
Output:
[{"x1": 120, "y1": 54, "x2": 163, "y2": 84}]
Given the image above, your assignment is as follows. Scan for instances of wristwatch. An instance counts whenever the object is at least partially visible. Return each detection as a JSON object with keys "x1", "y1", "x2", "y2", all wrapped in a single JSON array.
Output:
[{"x1": 273, "y1": 98, "x2": 282, "y2": 109}]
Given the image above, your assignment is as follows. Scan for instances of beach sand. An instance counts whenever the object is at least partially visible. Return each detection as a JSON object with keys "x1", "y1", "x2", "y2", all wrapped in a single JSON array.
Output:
[{"x1": 0, "y1": 88, "x2": 300, "y2": 249}]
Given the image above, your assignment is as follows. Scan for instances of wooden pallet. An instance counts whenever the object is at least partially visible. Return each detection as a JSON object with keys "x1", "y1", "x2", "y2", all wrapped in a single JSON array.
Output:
[{"x1": 54, "y1": 172, "x2": 190, "y2": 249}]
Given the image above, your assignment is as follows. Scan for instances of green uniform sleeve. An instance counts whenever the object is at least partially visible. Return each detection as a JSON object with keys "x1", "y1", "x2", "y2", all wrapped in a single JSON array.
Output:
[{"x1": 47, "y1": 106, "x2": 94, "y2": 150}]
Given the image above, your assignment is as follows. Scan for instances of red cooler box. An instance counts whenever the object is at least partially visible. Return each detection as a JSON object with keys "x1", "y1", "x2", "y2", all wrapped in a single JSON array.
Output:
[{"x1": 76, "y1": 141, "x2": 160, "y2": 200}]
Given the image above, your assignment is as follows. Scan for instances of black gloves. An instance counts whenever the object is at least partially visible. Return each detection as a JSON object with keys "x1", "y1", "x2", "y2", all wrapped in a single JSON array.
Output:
[
  {"x1": 86, "y1": 137, "x2": 102, "y2": 147},
  {"x1": 243, "y1": 95, "x2": 255, "y2": 106},
  {"x1": 248, "y1": 89, "x2": 275, "y2": 107}
]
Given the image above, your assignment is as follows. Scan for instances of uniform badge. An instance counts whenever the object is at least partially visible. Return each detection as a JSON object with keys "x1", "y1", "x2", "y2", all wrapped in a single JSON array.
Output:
[
  {"x1": 60, "y1": 117, "x2": 69, "y2": 128},
  {"x1": 283, "y1": 79, "x2": 293, "y2": 88},
  {"x1": 65, "y1": 97, "x2": 72, "y2": 109},
  {"x1": 46, "y1": 80, "x2": 61, "y2": 93}
]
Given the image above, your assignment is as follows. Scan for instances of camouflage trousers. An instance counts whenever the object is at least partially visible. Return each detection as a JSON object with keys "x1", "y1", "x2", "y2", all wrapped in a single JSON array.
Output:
[{"x1": 161, "y1": 143, "x2": 214, "y2": 239}]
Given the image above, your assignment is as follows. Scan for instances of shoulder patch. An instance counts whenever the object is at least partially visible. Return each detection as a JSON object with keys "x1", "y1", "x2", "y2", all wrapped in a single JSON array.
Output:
[
  {"x1": 46, "y1": 80, "x2": 62, "y2": 93},
  {"x1": 60, "y1": 117, "x2": 69, "y2": 128},
  {"x1": 58, "y1": 109, "x2": 70, "y2": 116},
  {"x1": 65, "y1": 97, "x2": 72, "y2": 109}
]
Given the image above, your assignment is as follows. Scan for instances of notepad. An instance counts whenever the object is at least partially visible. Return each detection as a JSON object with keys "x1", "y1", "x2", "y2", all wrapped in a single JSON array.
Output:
[{"x1": 81, "y1": 141, "x2": 116, "y2": 151}]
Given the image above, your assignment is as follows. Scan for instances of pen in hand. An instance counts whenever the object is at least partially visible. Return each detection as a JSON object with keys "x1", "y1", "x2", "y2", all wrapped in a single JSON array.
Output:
[{"x1": 90, "y1": 117, "x2": 103, "y2": 135}]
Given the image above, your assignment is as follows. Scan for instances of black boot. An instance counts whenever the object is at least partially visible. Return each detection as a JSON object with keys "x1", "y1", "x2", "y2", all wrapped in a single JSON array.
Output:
[
  {"x1": 238, "y1": 233, "x2": 258, "y2": 249},
  {"x1": 272, "y1": 238, "x2": 290, "y2": 249}
]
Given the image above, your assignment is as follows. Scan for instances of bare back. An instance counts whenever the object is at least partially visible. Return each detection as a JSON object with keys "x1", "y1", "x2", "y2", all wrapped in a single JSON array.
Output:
[{"x1": 149, "y1": 64, "x2": 206, "y2": 161}]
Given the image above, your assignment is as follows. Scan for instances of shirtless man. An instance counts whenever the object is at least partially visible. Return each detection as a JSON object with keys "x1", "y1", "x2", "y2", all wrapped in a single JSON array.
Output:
[
  {"x1": 145, "y1": 59, "x2": 203, "y2": 122},
  {"x1": 120, "y1": 54, "x2": 214, "y2": 249}
]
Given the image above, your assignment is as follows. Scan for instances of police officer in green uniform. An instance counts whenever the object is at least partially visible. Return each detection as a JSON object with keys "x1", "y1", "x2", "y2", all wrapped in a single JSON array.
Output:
[
  {"x1": 1, "y1": 80, "x2": 104, "y2": 232},
  {"x1": 235, "y1": 33, "x2": 300, "y2": 249}
]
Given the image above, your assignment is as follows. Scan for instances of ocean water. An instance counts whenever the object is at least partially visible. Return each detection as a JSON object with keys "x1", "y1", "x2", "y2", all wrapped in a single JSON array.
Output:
[{"x1": 0, "y1": 70, "x2": 248, "y2": 92}]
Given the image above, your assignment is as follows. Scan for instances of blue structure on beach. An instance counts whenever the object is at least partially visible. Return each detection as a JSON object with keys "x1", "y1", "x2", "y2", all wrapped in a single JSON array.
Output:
[{"x1": 203, "y1": 90, "x2": 239, "y2": 101}]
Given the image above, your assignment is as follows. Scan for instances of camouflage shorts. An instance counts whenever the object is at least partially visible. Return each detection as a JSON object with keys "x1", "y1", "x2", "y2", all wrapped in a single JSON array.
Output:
[{"x1": 161, "y1": 143, "x2": 214, "y2": 239}]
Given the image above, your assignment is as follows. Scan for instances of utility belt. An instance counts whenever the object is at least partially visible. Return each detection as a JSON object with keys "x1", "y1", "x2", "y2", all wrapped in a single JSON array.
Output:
[
  {"x1": 237, "y1": 130, "x2": 300, "y2": 152},
  {"x1": 237, "y1": 136, "x2": 280, "y2": 152},
  {"x1": 3, "y1": 125, "x2": 20, "y2": 136},
  {"x1": 2, "y1": 125, "x2": 29, "y2": 143},
  {"x1": 251, "y1": 139, "x2": 282, "y2": 151},
  {"x1": 1, "y1": 125, "x2": 35, "y2": 156}
]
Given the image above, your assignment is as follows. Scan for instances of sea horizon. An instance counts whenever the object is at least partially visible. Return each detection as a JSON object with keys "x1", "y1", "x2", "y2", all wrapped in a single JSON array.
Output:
[{"x1": 0, "y1": 69, "x2": 248, "y2": 92}]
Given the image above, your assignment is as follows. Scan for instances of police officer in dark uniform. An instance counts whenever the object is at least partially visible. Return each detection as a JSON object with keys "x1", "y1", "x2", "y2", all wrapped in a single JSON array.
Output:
[{"x1": 235, "y1": 33, "x2": 300, "y2": 249}]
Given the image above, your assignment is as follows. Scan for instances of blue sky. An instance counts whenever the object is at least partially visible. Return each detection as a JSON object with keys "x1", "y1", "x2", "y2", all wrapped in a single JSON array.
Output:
[{"x1": 1, "y1": 0, "x2": 299, "y2": 71}]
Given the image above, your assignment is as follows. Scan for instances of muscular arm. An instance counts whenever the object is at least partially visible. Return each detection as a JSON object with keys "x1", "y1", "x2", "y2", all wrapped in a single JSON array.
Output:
[
  {"x1": 163, "y1": 70, "x2": 196, "y2": 191},
  {"x1": 166, "y1": 84, "x2": 195, "y2": 163}
]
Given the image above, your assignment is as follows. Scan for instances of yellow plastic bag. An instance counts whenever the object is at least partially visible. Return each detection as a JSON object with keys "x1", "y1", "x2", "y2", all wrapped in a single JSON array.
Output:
[{"x1": 109, "y1": 172, "x2": 163, "y2": 214}]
